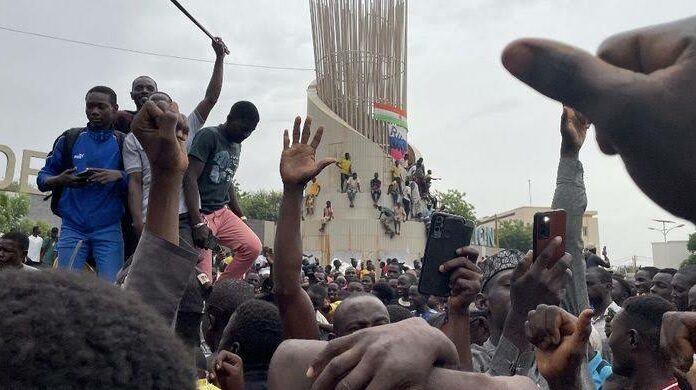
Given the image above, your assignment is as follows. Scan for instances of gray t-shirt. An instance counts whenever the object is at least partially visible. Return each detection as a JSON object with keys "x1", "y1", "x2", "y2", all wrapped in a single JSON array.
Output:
[
  {"x1": 188, "y1": 126, "x2": 241, "y2": 214},
  {"x1": 123, "y1": 110, "x2": 204, "y2": 220}
]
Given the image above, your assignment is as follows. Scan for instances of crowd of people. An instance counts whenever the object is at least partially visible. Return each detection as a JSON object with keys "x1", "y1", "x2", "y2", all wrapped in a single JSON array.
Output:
[{"x1": 2, "y1": 14, "x2": 696, "y2": 390}]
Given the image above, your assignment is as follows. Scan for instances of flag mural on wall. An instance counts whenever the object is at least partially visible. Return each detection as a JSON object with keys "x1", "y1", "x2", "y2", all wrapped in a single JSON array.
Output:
[{"x1": 372, "y1": 102, "x2": 408, "y2": 160}]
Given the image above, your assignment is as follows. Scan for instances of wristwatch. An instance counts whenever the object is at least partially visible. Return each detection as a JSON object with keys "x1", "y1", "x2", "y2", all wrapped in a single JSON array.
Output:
[
  {"x1": 240, "y1": 216, "x2": 248, "y2": 221},
  {"x1": 192, "y1": 221, "x2": 207, "y2": 229}
]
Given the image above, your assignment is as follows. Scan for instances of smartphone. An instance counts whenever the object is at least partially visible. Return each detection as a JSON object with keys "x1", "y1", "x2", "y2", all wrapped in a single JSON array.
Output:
[
  {"x1": 532, "y1": 210, "x2": 567, "y2": 263},
  {"x1": 76, "y1": 168, "x2": 96, "y2": 178},
  {"x1": 419, "y1": 212, "x2": 475, "y2": 297}
]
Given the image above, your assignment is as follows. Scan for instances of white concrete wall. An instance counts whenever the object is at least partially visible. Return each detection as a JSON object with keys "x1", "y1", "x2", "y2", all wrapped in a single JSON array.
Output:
[
  {"x1": 303, "y1": 82, "x2": 426, "y2": 264},
  {"x1": 652, "y1": 241, "x2": 690, "y2": 269}
]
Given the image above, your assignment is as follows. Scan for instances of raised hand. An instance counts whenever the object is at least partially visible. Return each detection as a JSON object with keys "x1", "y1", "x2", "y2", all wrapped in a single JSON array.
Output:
[
  {"x1": 212, "y1": 36, "x2": 229, "y2": 57},
  {"x1": 526, "y1": 305, "x2": 593, "y2": 387},
  {"x1": 661, "y1": 311, "x2": 696, "y2": 372},
  {"x1": 502, "y1": 16, "x2": 696, "y2": 222},
  {"x1": 281, "y1": 116, "x2": 336, "y2": 188},
  {"x1": 511, "y1": 237, "x2": 572, "y2": 316},
  {"x1": 440, "y1": 247, "x2": 481, "y2": 316},
  {"x1": 213, "y1": 351, "x2": 245, "y2": 390},
  {"x1": 560, "y1": 106, "x2": 590, "y2": 158},
  {"x1": 131, "y1": 101, "x2": 189, "y2": 175}
]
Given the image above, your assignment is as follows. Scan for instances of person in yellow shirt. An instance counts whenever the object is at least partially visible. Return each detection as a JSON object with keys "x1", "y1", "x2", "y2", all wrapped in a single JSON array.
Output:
[
  {"x1": 305, "y1": 177, "x2": 321, "y2": 216},
  {"x1": 391, "y1": 159, "x2": 402, "y2": 182},
  {"x1": 335, "y1": 152, "x2": 352, "y2": 192}
]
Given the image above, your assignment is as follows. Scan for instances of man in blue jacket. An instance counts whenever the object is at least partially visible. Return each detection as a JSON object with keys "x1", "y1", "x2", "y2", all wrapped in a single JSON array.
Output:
[{"x1": 38, "y1": 86, "x2": 127, "y2": 282}]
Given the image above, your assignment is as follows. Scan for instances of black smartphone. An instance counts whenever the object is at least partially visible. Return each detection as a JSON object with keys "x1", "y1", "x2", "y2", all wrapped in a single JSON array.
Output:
[
  {"x1": 419, "y1": 212, "x2": 475, "y2": 297},
  {"x1": 532, "y1": 209, "x2": 566, "y2": 263},
  {"x1": 76, "y1": 168, "x2": 96, "y2": 180}
]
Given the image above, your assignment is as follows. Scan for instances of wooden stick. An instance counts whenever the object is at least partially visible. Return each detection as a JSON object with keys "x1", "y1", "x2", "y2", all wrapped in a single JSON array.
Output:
[{"x1": 170, "y1": 0, "x2": 229, "y2": 54}]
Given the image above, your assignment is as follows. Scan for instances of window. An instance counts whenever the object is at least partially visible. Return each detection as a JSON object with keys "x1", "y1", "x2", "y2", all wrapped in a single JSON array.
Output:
[{"x1": 582, "y1": 226, "x2": 588, "y2": 237}]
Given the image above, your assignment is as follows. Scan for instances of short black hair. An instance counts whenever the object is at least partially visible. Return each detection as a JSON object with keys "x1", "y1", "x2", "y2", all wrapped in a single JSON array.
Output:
[
  {"x1": 132, "y1": 75, "x2": 157, "y2": 90},
  {"x1": 371, "y1": 281, "x2": 395, "y2": 305},
  {"x1": 638, "y1": 266, "x2": 659, "y2": 279},
  {"x1": 588, "y1": 267, "x2": 612, "y2": 284},
  {"x1": 2, "y1": 231, "x2": 28, "y2": 251},
  {"x1": 677, "y1": 265, "x2": 696, "y2": 285},
  {"x1": 400, "y1": 272, "x2": 417, "y2": 285},
  {"x1": 218, "y1": 299, "x2": 282, "y2": 369},
  {"x1": 86, "y1": 85, "x2": 117, "y2": 106},
  {"x1": 658, "y1": 268, "x2": 678, "y2": 276},
  {"x1": 228, "y1": 101, "x2": 259, "y2": 123},
  {"x1": 0, "y1": 270, "x2": 192, "y2": 388},
  {"x1": 50, "y1": 227, "x2": 59, "y2": 233},
  {"x1": 150, "y1": 91, "x2": 173, "y2": 102},
  {"x1": 612, "y1": 274, "x2": 636, "y2": 297},
  {"x1": 386, "y1": 304, "x2": 413, "y2": 323},
  {"x1": 307, "y1": 283, "x2": 328, "y2": 301},
  {"x1": 204, "y1": 280, "x2": 255, "y2": 350},
  {"x1": 621, "y1": 295, "x2": 675, "y2": 354}
]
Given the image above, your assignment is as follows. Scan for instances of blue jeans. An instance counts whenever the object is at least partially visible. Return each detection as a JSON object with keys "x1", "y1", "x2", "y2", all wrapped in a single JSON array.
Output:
[{"x1": 56, "y1": 222, "x2": 124, "y2": 283}]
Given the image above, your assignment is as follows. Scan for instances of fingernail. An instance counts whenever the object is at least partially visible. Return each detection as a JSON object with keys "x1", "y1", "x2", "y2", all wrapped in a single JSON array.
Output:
[
  {"x1": 455, "y1": 248, "x2": 463, "y2": 255},
  {"x1": 439, "y1": 265, "x2": 445, "y2": 272},
  {"x1": 306, "y1": 367, "x2": 315, "y2": 378}
]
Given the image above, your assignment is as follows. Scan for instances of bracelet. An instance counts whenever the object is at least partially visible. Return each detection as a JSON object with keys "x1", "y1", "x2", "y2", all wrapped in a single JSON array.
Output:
[{"x1": 192, "y1": 221, "x2": 207, "y2": 229}]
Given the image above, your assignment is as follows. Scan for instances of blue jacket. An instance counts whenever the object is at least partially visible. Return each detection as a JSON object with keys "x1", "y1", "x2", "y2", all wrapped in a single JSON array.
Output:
[{"x1": 38, "y1": 128, "x2": 126, "y2": 230}]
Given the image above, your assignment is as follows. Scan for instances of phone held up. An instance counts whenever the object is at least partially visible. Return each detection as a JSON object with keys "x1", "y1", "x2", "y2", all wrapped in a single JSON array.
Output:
[
  {"x1": 419, "y1": 212, "x2": 475, "y2": 297},
  {"x1": 532, "y1": 209, "x2": 566, "y2": 264}
]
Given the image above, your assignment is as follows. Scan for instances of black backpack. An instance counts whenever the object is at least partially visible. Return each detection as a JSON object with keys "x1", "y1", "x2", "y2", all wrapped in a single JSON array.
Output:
[{"x1": 45, "y1": 128, "x2": 126, "y2": 217}]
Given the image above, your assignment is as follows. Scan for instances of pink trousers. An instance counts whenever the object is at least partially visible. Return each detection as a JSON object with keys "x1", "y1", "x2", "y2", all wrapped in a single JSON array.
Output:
[{"x1": 199, "y1": 207, "x2": 262, "y2": 282}]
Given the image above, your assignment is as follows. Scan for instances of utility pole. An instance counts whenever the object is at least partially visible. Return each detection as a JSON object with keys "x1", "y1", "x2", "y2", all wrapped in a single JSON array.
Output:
[
  {"x1": 648, "y1": 219, "x2": 685, "y2": 242},
  {"x1": 528, "y1": 179, "x2": 532, "y2": 206}
]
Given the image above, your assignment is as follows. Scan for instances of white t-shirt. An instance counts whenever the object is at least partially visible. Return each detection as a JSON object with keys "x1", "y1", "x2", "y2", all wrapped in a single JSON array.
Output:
[
  {"x1": 346, "y1": 177, "x2": 361, "y2": 192},
  {"x1": 122, "y1": 110, "x2": 205, "y2": 220},
  {"x1": 27, "y1": 235, "x2": 43, "y2": 263}
]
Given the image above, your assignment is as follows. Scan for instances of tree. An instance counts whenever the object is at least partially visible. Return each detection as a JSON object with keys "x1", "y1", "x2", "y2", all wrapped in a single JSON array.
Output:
[
  {"x1": 435, "y1": 189, "x2": 476, "y2": 221},
  {"x1": 238, "y1": 189, "x2": 282, "y2": 222},
  {"x1": 497, "y1": 219, "x2": 533, "y2": 252},
  {"x1": 688, "y1": 232, "x2": 696, "y2": 253},
  {"x1": 0, "y1": 191, "x2": 51, "y2": 235},
  {"x1": 680, "y1": 254, "x2": 696, "y2": 270}
]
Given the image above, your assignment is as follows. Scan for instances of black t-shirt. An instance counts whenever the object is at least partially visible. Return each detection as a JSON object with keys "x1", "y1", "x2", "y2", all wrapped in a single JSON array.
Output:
[{"x1": 585, "y1": 253, "x2": 605, "y2": 268}]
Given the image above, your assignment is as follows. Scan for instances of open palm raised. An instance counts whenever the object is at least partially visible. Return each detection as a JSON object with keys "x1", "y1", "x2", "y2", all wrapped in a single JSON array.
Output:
[{"x1": 280, "y1": 116, "x2": 336, "y2": 187}]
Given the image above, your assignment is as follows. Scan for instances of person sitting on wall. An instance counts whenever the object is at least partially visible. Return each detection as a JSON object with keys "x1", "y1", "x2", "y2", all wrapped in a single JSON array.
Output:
[
  {"x1": 377, "y1": 206, "x2": 396, "y2": 239},
  {"x1": 319, "y1": 201, "x2": 334, "y2": 233},
  {"x1": 370, "y1": 172, "x2": 382, "y2": 207}
]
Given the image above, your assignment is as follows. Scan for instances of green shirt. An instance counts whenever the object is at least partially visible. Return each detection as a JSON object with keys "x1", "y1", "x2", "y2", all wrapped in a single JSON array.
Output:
[
  {"x1": 188, "y1": 127, "x2": 242, "y2": 213},
  {"x1": 41, "y1": 237, "x2": 57, "y2": 265}
]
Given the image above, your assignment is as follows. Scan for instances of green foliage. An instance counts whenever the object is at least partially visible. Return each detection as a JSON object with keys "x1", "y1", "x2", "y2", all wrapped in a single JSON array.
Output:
[
  {"x1": 238, "y1": 189, "x2": 282, "y2": 222},
  {"x1": 0, "y1": 191, "x2": 52, "y2": 235},
  {"x1": 497, "y1": 219, "x2": 533, "y2": 252},
  {"x1": 435, "y1": 189, "x2": 476, "y2": 221},
  {"x1": 688, "y1": 232, "x2": 696, "y2": 253},
  {"x1": 680, "y1": 254, "x2": 696, "y2": 270}
]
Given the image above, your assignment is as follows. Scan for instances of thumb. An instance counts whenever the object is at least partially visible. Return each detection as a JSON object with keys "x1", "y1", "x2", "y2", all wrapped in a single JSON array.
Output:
[
  {"x1": 501, "y1": 38, "x2": 649, "y2": 129},
  {"x1": 64, "y1": 167, "x2": 77, "y2": 174},
  {"x1": 314, "y1": 157, "x2": 338, "y2": 175},
  {"x1": 573, "y1": 309, "x2": 594, "y2": 344}
]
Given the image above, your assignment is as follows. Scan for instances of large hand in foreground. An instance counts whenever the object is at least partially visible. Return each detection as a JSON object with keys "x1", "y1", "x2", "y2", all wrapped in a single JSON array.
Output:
[
  {"x1": 661, "y1": 311, "x2": 696, "y2": 372},
  {"x1": 502, "y1": 16, "x2": 696, "y2": 222},
  {"x1": 527, "y1": 305, "x2": 593, "y2": 386},
  {"x1": 281, "y1": 116, "x2": 336, "y2": 188},
  {"x1": 131, "y1": 101, "x2": 189, "y2": 175},
  {"x1": 307, "y1": 317, "x2": 459, "y2": 389}
]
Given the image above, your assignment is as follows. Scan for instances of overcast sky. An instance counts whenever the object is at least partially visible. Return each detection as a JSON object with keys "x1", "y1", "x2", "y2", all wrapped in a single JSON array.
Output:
[{"x1": 1, "y1": 0, "x2": 694, "y2": 265}]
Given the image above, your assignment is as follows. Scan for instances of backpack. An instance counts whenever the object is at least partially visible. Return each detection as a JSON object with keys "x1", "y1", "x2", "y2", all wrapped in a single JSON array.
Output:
[{"x1": 46, "y1": 128, "x2": 126, "y2": 217}]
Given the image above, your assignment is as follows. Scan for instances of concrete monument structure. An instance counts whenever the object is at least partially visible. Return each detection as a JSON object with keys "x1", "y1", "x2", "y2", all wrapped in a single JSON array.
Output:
[{"x1": 301, "y1": 0, "x2": 426, "y2": 265}]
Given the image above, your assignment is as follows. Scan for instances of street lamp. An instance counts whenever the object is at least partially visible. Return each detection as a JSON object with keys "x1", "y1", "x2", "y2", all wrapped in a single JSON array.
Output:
[{"x1": 648, "y1": 219, "x2": 685, "y2": 242}]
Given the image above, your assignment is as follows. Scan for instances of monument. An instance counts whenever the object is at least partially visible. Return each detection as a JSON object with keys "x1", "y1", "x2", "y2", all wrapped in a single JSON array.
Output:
[{"x1": 300, "y1": 0, "x2": 425, "y2": 265}]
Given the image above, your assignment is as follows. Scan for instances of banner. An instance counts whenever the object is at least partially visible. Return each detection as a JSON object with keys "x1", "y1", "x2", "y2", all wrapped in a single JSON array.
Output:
[
  {"x1": 387, "y1": 123, "x2": 408, "y2": 161},
  {"x1": 372, "y1": 102, "x2": 408, "y2": 160}
]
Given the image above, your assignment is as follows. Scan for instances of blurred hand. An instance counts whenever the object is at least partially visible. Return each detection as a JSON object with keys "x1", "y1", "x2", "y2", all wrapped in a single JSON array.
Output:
[
  {"x1": 131, "y1": 101, "x2": 189, "y2": 175},
  {"x1": 212, "y1": 36, "x2": 229, "y2": 57},
  {"x1": 213, "y1": 351, "x2": 244, "y2": 390},
  {"x1": 560, "y1": 106, "x2": 590, "y2": 158},
  {"x1": 661, "y1": 311, "x2": 696, "y2": 371},
  {"x1": 526, "y1": 305, "x2": 593, "y2": 385},
  {"x1": 54, "y1": 167, "x2": 87, "y2": 188},
  {"x1": 281, "y1": 116, "x2": 336, "y2": 188},
  {"x1": 440, "y1": 247, "x2": 481, "y2": 316},
  {"x1": 307, "y1": 317, "x2": 459, "y2": 389},
  {"x1": 192, "y1": 224, "x2": 212, "y2": 249},
  {"x1": 89, "y1": 169, "x2": 122, "y2": 185},
  {"x1": 510, "y1": 237, "x2": 572, "y2": 316},
  {"x1": 502, "y1": 16, "x2": 696, "y2": 222}
]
